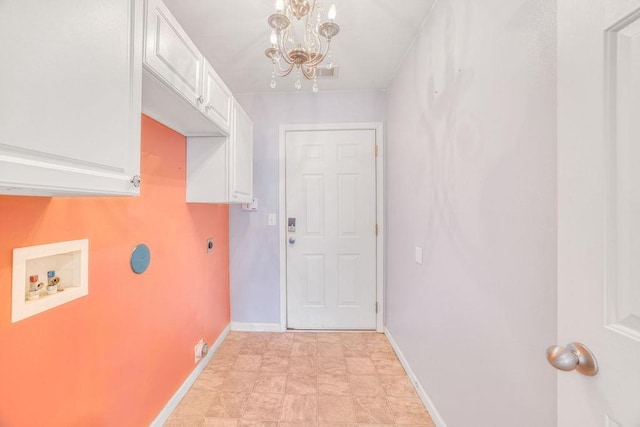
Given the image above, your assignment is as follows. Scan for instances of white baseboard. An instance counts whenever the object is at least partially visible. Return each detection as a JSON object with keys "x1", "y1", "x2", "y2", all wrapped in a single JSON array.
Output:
[
  {"x1": 230, "y1": 321, "x2": 281, "y2": 332},
  {"x1": 384, "y1": 327, "x2": 447, "y2": 427},
  {"x1": 150, "y1": 324, "x2": 231, "y2": 427}
]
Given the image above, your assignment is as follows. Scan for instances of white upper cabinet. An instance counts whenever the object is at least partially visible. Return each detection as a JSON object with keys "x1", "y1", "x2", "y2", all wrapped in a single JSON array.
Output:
[
  {"x1": 0, "y1": 0, "x2": 143, "y2": 196},
  {"x1": 202, "y1": 62, "x2": 233, "y2": 134},
  {"x1": 142, "y1": 0, "x2": 231, "y2": 136},
  {"x1": 143, "y1": 0, "x2": 202, "y2": 108},
  {"x1": 230, "y1": 101, "x2": 253, "y2": 203},
  {"x1": 186, "y1": 100, "x2": 253, "y2": 204}
]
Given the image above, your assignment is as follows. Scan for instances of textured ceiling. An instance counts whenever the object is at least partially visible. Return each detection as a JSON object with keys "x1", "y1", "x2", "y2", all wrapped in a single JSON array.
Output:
[{"x1": 162, "y1": 0, "x2": 436, "y2": 94}]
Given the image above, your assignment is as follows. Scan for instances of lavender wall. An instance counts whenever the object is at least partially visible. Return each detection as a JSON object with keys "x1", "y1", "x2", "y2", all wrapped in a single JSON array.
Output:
[
  {"x1": 230, "y1": 91, "x2": 385, "y2": 324},
  {"x1": 384, "y1": 0, "x2": 557, "y2": 425}
]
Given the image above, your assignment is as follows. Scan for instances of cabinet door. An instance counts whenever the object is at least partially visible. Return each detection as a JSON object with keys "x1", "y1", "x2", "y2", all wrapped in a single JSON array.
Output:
[
  {"x1": 0, "y1": 0, "x2": 142, "y2": 196},
  {"x1": 144, "y1": 0, "x2": 203, "y2": 108},
  {"x1": 230, "y1": 102, "x2": 253, "y2": 202},
  {"x1": 202, "y1": 61, "x2": 232, "y2": 134}
]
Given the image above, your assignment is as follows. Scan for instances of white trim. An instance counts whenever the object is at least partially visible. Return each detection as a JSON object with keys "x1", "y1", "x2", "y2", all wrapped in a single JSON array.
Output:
[
  {"x1": 384, "y1": 327, "x2": 447, "y2": 427},
  {"x1": 230, "y1": 322, "x2": 281, "y2": 332},
  {"x1": 279, "y1": 122, "x2": 385, "y2": 332},
  {"x1": 150, "y1": 324, "x2": 231, "y2": 427}
]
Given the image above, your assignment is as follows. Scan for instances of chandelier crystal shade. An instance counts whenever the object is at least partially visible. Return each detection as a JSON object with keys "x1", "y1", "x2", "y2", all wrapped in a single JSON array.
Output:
[{"x1": 265, "y1": 0, "x2": 340, "y2": 92}]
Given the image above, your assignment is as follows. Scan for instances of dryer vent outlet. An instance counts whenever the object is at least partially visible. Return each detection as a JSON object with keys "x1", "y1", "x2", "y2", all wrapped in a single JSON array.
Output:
[{"x1": 194, "y1": 338, "x2": 205, "y2": 363}]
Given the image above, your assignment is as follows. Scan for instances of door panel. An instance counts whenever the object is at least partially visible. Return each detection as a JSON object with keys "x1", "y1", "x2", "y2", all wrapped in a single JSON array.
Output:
[
  {"x1": 286, "y1": 129, "x2": 376, "y2": 329},
  {"x1": 558, "y1": 1, "x2": 640, "y2": 425}
]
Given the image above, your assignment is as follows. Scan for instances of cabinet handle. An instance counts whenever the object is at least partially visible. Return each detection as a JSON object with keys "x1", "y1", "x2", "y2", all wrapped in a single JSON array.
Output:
[{"x1": 130, "y1": 175, "x2": 141, "y2": 188}]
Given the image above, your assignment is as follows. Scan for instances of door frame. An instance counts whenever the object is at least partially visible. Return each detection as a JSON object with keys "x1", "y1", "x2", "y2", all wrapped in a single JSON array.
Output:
[{"x1": 278, "y1": 122, "x2": 385, "y2": 332}]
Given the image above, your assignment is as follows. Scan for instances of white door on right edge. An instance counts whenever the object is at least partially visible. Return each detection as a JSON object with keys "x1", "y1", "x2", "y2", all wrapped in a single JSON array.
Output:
[
  {"x1": 285, "y1": 129, "x2": 377, "y2": 330},
  {"x1": 558, "y1": 1, "x2": 640, "y2": 425}
]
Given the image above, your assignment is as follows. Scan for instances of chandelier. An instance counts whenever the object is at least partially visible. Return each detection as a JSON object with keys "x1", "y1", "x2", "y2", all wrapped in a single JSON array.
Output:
[{"x1": 265, "y1": 0, "x2": 340, "y2": 92}]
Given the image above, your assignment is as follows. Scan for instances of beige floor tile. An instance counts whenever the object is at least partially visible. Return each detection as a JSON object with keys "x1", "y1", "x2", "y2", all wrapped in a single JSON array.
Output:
[
  {"x1": 352, "y1": 397, "x2": 394, "y2": 424},
  {"x1": 217, "y1": 342, "x2": 245, "y2": 355},
  {"x1": 289, "y1": 357, "x2": 318, "y2": 375},
  {"x1": 317, "y1": 358, "x2": 346, "y2": 375},
  {"x1": 240, "y1": 342, "x2": 267, "y2": 355},
  {"x1": 243, "y1": 393, "x2": 284, "y2": 421},
  {"x1": 366, "y1": 333, "x2": 388, "y2": 344},
  {"x1": 386, "y1": 396, "x2": 434, "y2": 426},
  {"x1": 317, "y1": 395, "x2": 356, "y2": 423},
  {"x1": 204, "y1": 392, "x2": 247, "y2": 418},
  {"x1": 348, "y1": 375, "x2": 384, "y2": 397},
  {"x1": 317, "y1": 343, "x2": 344, "y2": 358},
  {"x1": 291, "y1": 342, "x2": 317, "y2": 357},
  {"x1": 366, "y1": 341, "x2": 394, "y2": 355},
  {"x1": 270, "y1": 333, "x2": 295, "y2": 344},
  {"x1": 206, "y1": 358, "x2": 237, "y2": 374},
  {"x1": 175, "y1": 390, "x2": 218, "y2": 416},
  {"x1": 253, "y1": 372, "x2": 287, "y2": 394},
  {"x1": 247, "y1": 333, "x2": 274, "y2": 343},
  {"x1": 341, "y1": 343, "x2": 368, "y2": 357},
  {"x1": 220, "y1": 371, "x2": 258, "y2": 393},
  {"x1": 164, "y1": 415, "x2": 205, "y2": 426},
  {"x1": 226, "y1": 332, "x2": 251, "y2": 341},
  {"x1": 169, "y1": 332, "x2": 429, "y2": 427},
  {"x1": 261, "y1": 356, "x2": 290, "y2": 373},
  {"x1": 279, "y1": 422, "x2": 317, "y2": 427},
  {"x1": 379, "y1": 375, "x2": 417, "y2": 398},
  {"x1": 371, "y1": 357, "x2": 405, "y2": 376},
  {"x1": 337, "y1": 332, "x2": 369, "y2": 343},
  {"x1": 203, "y1": 418, "x2": 239, "y2": 427},
  {"x1": 264, "y1": 342, "x2": 293, "y2": 357},
  {"x1": 345, "y1": 358, "x2": 376, "y2": 375},
  {"x1": 281, "y1": 394, "x2": 318, "y2": 422},
  {"x1": 233, "y1": 355, "x2": 263, "y2": 372},
  {"x1": 238, "y1": 421, "x2": 278, "y2": 427},
  {"x1": 292, "y1": 334, "x2": 317, "y2": 343},
  {"x1": 192, "y1": 372, "x2": 226, "y2": 391},
  {"x1": 286, "y1": 372, "x2": 317, "y2": 395},
  {"x1": 316, "y1": 333, "x2": 341, "y2": 343},
  {"x1": 317, "y1": 374, "x2": 350, "y2": 396}
]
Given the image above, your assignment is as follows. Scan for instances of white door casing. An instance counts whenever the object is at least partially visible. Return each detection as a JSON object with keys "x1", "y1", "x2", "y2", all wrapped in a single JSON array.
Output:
[
  {"x1": 558, "y1": 1, "x2": 640, "y2": 425},
  {"x1": 279, "y1": 123, "x2": 384, "y2": 332}
]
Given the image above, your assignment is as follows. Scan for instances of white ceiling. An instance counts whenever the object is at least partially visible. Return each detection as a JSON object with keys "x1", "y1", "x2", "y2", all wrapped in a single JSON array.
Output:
[{"x1": 162, "y1": 0, "x2": 436, "y2": 94}]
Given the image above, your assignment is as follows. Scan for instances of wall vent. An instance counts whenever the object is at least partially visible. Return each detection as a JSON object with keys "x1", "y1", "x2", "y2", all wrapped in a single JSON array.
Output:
[{"x1": 315, "y1": 65, "x2": 339, "y2": 79}]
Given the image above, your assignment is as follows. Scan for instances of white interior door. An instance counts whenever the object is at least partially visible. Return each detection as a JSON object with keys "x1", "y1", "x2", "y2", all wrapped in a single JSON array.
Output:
[
  {"x1": 558, "y1": 1, "x2": 640, "y2": 425},
  {"x1": 285, "y1": 129, "x2": 377, "y2": 329}
]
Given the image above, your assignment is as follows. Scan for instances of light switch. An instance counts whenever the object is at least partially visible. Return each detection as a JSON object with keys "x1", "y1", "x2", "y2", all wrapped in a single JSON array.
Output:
[
  {"x1": 415, "y1": 246, "x2": 423, "y2": 265},
  {"x1": 268, "y1": 213, "x2": 277, "y2": 226}
]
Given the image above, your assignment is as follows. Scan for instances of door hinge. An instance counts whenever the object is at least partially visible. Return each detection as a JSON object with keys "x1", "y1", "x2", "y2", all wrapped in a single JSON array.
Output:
[
  {"x1": 376, "y1": 224, "x2": 379, "y2": 236},
  {"x1": 375, "y1": 302, "x2": 378, "y2": 313},
  {"x1": 375, "y1": 144, "x2": 379, "y2": 158}
]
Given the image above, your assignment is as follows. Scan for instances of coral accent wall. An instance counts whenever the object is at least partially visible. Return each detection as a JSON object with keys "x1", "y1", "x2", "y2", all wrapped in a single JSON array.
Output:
[{"x1": 0, "y1": 116, "x2": 230, "y2": 426}]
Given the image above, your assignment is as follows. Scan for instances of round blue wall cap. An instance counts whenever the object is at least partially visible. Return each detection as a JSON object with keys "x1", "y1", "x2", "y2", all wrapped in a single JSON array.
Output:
[{"x1": 131, "y1": 244, "x2": 151, "y2": 274}]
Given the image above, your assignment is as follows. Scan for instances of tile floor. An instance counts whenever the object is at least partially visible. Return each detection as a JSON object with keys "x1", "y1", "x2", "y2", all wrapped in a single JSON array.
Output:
[{"x1": 165, "y1": 331, "x2": 435, "y2": 427}]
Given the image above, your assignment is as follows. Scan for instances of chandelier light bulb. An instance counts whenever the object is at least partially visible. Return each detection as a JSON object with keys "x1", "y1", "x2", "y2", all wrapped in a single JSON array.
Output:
[
  {"x1": 328, "y1": 4, "x2": 336, "y2": 21},
  {"x1": 270, "y1": 30, "x2": 278, "y2": 45},
  {"x1": 275, "y1": 0, "x2": 284, "y2": 12}
]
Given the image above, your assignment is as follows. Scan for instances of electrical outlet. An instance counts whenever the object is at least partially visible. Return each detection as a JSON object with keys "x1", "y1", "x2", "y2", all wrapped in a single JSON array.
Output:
[
  {"x1": 206, "y1": 238, "x2": 214, "y2": 253},
  {"x1": 268, "y1": 213, "x2": 276, "y2": 226},
  {"x1": 415, "y1": 246, "x2": 423, "y2": 265},
  {"x1": 194, "y1": 338, "x2": 204, "y2": 363}
]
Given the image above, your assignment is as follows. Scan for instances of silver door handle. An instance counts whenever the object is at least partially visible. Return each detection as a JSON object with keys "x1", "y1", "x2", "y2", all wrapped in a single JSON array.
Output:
[
  {"x1": 288, "y1": 237, "x2": 296, "y2": 244},
  {"x1": 546, "y1": 342, "x2": 598, "y2": 376}
]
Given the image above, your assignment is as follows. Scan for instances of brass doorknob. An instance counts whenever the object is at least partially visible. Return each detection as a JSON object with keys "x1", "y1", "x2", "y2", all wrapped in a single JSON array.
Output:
[{"x1": 546, "y1": 342, "x2": 598, "y2": 376}]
